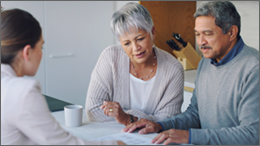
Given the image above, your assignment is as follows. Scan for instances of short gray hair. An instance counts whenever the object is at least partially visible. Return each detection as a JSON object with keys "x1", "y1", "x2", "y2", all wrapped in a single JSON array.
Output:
[
  {"x1": 110, "y1": 2, "x2": 154, "y2": 40},
  {"x1": 194, "y1": 1, "x2": 241, "y2": 38}
]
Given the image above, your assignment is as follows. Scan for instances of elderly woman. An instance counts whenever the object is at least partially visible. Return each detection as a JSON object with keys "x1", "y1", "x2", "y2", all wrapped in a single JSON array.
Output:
[
  {"x1": 1, "y1": 8, "x2": 123, "y2": 145},
  {"x1": 85, "y1": 2, "x2": 184, "y2": 126}
]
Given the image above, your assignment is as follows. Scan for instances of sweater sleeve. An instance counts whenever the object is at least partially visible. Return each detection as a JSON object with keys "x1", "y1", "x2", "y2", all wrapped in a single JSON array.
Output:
[
  {"x1": 159, "y1": 82, "x2": 201, "y2": 130},
  {"x1": 155, "y1": 57, "x2": 203, "y2": 131},
  {"x1": 190, "y1": 67, "x2": 259, "y2": 145},
  {"x1": 85, "y1": 47, "x2": 115, "y2": 122}
]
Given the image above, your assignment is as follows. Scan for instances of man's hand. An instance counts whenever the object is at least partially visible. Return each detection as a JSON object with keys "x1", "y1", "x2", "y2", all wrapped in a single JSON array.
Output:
[
  {"x1": 122, "y1": 119, "x2": 163, "y2": 134},
  {"x1": 151, "y1": 129, "x2": 189, "y2": 145}
]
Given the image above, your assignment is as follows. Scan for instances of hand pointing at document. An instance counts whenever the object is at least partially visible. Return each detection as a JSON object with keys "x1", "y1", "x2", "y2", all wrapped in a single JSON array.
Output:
[
  {"x1": 122, "y1": 119, "x2": 163, "y2": 134},
  {"x1": 122, "y1": 119, "x2": 189, "y2": 145}
]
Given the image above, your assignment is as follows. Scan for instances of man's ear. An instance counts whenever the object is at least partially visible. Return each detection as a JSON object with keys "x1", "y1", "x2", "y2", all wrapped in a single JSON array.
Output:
[
  {"x1": 228, "y1": 25, "x2": 238, "y2": 41},
  {"x1": 22, "y1": 45, "x2": 31, "y2": 61}
]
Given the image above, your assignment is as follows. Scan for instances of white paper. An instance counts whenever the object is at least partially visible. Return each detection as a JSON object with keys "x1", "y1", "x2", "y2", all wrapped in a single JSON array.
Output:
[{"x1": 90, "y1": 132, "x2": 160, "y2": 145}]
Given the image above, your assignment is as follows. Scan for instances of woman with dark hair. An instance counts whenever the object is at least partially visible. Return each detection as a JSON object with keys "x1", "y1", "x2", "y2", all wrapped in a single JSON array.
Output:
[{"x1": 1, "y1": 9, "x2": 123, "y2": 145}]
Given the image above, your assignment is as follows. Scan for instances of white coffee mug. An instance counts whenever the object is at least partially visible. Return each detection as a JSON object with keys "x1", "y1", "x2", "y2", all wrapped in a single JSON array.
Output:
[{"x1": 64, "y1": 105, "x2": 83, "y2": 127}]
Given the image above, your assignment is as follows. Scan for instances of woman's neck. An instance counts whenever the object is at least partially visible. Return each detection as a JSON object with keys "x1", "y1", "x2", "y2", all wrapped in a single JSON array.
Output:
[
  {"x1": 132, "y1": 51, "x2": 156, "y2": 70},
  {"x1": 130, "y1": 51, "x2": 157, "y2": 80},
  {"x1": 11, "y1": 60, "x2": 24, "y2": 77}
]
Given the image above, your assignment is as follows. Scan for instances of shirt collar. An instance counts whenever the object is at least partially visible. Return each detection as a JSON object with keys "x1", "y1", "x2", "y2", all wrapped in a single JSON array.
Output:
[
  {"x1": 1, "y1": 63, "x2": 17, "y2": 77},
  {"x1": 210, "y1": 36, "x2": 244, "y2": 66}
]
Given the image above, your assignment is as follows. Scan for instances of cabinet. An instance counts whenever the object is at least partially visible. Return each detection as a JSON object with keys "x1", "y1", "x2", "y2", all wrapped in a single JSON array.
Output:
[{"x1": 140, "y1": 1, "x2": 196, "y2": 57}]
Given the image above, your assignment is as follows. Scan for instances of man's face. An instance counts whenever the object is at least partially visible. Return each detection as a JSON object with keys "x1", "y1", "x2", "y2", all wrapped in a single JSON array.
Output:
[{"x1": 194, "y1": 16, "x2": 233, "y2": 62}]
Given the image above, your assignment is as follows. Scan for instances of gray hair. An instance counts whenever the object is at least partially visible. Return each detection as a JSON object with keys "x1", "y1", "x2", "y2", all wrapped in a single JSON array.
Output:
[
  {"x1": 194, "y1": 1, "x2": 241, "y2": 38},
  {"x1": 110, "y1": 2, "x2": 154, "y2": 40}
]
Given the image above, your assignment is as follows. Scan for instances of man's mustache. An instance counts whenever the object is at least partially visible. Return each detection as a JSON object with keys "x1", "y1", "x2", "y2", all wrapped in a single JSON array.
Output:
[{"x1": 200, "y1": 46, "x2": 213, "y2": 49}]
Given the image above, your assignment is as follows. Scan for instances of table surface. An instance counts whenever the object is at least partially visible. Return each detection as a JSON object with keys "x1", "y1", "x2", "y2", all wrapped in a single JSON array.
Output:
[{"x1": 51, "y1": 110, "x2": 159, "y2": 142}]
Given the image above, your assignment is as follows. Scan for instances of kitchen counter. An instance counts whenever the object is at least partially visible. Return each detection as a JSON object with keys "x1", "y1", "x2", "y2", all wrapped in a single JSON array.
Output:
[
  {"x1": 181, "y1": 69, "x2": 196, "y2": 112},
  {"x1": 184, "y1": 69, "x2": 197, "y2": 93}
]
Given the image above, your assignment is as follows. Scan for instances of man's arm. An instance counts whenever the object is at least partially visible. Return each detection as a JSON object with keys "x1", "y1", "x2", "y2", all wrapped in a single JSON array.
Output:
[{"x1": 159, "y1": 84, "x2": 201, "y2": 131}]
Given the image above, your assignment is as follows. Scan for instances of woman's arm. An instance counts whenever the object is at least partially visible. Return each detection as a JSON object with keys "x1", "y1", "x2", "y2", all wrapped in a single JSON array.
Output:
[{"x1": 85, "y1": 47, "x2": 115, "y2": 122}]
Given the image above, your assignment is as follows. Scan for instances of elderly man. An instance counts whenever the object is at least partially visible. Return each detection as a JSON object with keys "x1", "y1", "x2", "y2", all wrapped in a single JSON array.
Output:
[{"x1": 122, "y1": 1, "x2": 259, "y2": 145}]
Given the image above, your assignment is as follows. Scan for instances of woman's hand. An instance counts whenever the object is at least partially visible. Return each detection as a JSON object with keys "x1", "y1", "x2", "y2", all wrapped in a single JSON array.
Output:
[
  {"x1": 122, "y1": 119, "x2": 163, "y2": 134},
  {"x1": 100, "y1": 101, "x2": 130, "y2": 125},
  {"x1": 151, "y1": 129, "x2": 189, "y2": 145}
]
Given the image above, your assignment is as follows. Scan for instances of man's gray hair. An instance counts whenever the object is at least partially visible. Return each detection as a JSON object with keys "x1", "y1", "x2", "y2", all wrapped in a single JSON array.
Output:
[
  {"x1": 194, "y1": 1, "x2": 241, "y2": 38},
  {"x1": 110, "y1": 2, "x2": 154, "y2": 40}
]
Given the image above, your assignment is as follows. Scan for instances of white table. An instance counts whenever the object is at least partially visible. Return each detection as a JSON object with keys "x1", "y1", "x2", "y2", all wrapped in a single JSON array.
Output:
[{"x1": 51, "y1": 110, "x2": 159, "y2": 142}]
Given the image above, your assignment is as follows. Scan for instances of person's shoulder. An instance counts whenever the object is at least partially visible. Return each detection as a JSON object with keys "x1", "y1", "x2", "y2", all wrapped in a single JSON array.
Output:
[
  {"x1": 237, "y1": 45, "x2": 259, "y2": 70},
  {"x1": 242, "y1": 45, "x2": 259, "y2": 61},
  {"x1": 2, "y1": 76, "x2": 41, "y2": 106},
  {"x1": 11, "y1": 77, "x2": 40, "y2": 92}
]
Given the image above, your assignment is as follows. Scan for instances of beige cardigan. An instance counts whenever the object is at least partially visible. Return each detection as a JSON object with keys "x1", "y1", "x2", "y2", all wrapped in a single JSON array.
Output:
[{"x1": 85, "y1": 45, "x2": 184, "y2": 122}]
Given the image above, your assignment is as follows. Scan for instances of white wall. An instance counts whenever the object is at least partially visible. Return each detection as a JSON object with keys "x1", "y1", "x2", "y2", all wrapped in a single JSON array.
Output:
[
  {"x1": 115, "y1": 1, "x2": 138, "y2": 10},
  {"x1": 231, "y1": 1, "x2": 259, "y2": 50},
  {"x1": 196, "y1": 1, "x2": 259, "y2": 52}
]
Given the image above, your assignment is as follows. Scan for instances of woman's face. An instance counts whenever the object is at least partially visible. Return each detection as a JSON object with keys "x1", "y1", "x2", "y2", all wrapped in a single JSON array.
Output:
[
  {"x1": 119, "y1": 27, "x2": 155, "y2": 65},
  {"x1": 28, "y1": 34, "x2": 44, "y2": 76}
]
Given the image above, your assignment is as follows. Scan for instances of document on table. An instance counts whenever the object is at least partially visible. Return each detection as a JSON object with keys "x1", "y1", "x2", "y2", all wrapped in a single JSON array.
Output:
[{"x1": 90, "y1": 132, "x2": 160, "y2": 145}]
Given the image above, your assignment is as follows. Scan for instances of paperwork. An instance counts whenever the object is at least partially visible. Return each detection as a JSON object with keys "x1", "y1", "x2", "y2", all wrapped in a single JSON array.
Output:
[{"x1": 90, "y1": 132, "x2": 159, "y2": 145}]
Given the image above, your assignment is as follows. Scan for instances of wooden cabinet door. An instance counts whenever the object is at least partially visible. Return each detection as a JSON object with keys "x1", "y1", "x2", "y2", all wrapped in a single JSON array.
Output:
[{"x1": 140, "y1": 1, "x2": 196, "y2": 57}]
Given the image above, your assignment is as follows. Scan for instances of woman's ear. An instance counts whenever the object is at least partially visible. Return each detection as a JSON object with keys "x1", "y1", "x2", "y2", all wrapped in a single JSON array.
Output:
[
  {"x1": 22, "y1": 45, "x2": 32, "y2": 61},
  {"x1": 151, "y1": 26, "x2": 155, "y2": 40}
]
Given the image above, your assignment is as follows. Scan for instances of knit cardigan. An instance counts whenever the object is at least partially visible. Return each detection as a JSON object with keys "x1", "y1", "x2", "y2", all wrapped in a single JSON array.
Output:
[{"x1": 85, "y1": 45, "x2": 184, "y2": 122}]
